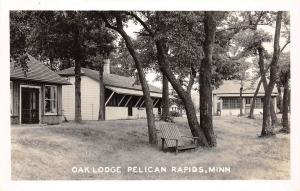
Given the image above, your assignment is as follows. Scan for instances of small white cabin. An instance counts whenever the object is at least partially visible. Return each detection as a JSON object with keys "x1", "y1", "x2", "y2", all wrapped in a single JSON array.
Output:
[
  {"x1": 212, "y1": 80, "x2": 278, "y2": 116},
  {"x1": 57, "y1": 62, "x2": 162, "y2": 121}
]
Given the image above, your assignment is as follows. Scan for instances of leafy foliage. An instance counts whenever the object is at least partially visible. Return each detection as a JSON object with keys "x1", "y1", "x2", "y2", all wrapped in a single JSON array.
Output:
[
  {"x1": 10, "y1": 11, "x2": 117, "y2": 71},
  {"x1": 278, "y1": 52, "x2": 290, "y2": 85}
]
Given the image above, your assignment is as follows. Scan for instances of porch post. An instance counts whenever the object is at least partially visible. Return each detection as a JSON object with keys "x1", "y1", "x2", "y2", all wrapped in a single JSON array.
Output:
[
  {"x1": 118, "y1": 95, "x2": 126, "y2": 107},
  {"x1": 134, "y1": 97, "x2": 142, "y2": 107},
  {"x1": 105, "y1": 91, "x2": 115, "y2": 106},
  {"x1": 124, "y1": 96, "x2": 132, "y2": 107},
  {"x1": 153, "y1": 98, "x2": 160, "y2": 107},
  {"x1": 139, "y1": 100, "x2": 145, "y2": 107}
]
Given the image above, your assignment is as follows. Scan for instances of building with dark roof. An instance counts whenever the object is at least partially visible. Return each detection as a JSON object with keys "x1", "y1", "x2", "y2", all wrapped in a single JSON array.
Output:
[
  {"x1": 57, "y1": 60, "x2": 162, "y2": 120},
  {"x1": 10, "y1": 55, "x2": 71, "y2": 124},
  {"x1": 212, "y1": 79, "x2": 278, "y2": 116}
]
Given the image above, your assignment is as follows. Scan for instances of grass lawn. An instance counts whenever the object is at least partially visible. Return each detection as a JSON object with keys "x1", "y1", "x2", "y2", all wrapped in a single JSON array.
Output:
[{"x1": 11, "y1": 116, "x2": 290, "y2": 180}]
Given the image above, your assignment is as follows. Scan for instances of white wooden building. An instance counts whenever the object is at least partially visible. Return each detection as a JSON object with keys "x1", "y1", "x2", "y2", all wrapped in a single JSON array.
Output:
[
  {"x1": 212, "y1": 80, "x2": 278, "y2": 116},
  {"x1": 57, "y1": 61, "x2": 162, "y2": 120}
]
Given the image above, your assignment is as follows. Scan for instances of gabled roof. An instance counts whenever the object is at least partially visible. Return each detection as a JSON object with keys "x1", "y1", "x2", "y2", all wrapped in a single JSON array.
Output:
[
  {"x1": 10, "y1": 55, "x2": 71, "y2": 85},
  {"x1": 213, "y1": 79, "x2": 278, "y2": 95},
  {"x1": 57, "y1": 67, "x2": 162, "y2": 94}
]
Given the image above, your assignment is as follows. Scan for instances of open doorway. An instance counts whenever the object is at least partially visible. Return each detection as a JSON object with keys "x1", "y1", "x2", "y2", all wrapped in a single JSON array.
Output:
[{"x1": 20, "y1": 86, "x2": 40, "y2": 124}]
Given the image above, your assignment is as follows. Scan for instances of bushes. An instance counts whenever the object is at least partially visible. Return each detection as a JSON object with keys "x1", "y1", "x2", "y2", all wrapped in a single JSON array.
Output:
[{"x1": 169, "y1": 110, "x2": 181, "y2": 117}]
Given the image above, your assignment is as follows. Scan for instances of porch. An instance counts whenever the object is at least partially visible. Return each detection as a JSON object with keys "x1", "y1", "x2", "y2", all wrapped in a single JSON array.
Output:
[{"x1": 10, "y1": 81, "x2": 63, "y2": 125}]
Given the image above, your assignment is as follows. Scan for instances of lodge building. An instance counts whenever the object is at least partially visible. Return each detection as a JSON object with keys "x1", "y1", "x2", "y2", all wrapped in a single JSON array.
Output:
[
  {"x1": 57, "y1": 60, "x2": 163, "y2": 121},
  {"x1": 212, "y1": 80, "x2": 278, "y2": 116}
]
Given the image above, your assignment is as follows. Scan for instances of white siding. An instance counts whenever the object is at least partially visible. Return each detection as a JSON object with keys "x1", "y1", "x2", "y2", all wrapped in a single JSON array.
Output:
[
  {"x1": 221, "y1": 108, "x2": 264, "y2": 116},
  {"x1": 62, "y1": 76, "x2": 100, "y2": 120},
  {"x1": 61, "y1": 75, "x2": 162, "y2": 121},
  {"x1": 132, "y1": 107, "x2": 147, "y2": 118},
  {"x1": 216, "y1": 96, "x2": 277, "y2": 116},
  {"x1": 62, "y1": 77, "x2": 75, "y2": 120},
  {"x1": 81, "y1": 76, "x2": 100, "y2": 120},
  {"x1": 153, "y1": 108, "x2": 159, "y2": 116},
  {"x1": 106, "y1": 107, "x2": 128, "y2": 120}
]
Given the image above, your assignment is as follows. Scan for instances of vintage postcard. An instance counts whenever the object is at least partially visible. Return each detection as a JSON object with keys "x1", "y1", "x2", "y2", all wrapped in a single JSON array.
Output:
[{"x1": 0, "y1": 0, "x2": 299, "y2": 191}]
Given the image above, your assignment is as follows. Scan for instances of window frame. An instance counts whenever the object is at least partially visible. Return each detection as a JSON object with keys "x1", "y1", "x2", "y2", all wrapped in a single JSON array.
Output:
[
  {"x1": 245, "y1": 98, "x2": 251, "y2": 105},
  {"x1": 44, "y1": 85, "x2": 58, "y2": 115},
  {"x1": 222, "y1": 97, "x2": 240, "y2": 109},
  {"x1": 254, "y1": 97, "x2": 264, "y2": 108},
  {"x1": 10, "y1": 81, "x2": 13, "y2": 116}
]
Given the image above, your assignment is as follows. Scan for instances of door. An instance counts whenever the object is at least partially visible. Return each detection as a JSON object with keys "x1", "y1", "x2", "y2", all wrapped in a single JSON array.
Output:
[
  {"x1": 21, "y1": 87, "x2": 39, "y2": 124},
  {"x1": 128, "y1": 106, "x2": 133, "y2": 116},
  {"x1": 245, "y1": 98, "x2": 251, "y2": 114}
]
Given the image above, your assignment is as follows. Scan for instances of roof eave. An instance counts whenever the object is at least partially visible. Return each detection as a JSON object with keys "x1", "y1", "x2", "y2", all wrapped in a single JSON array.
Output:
[
  {"x1": 105, "y1": 84, "x2": 162, "y2": 94},
  {"x1": 10, "y1": 77, "x2": 72, "y2": 85}
]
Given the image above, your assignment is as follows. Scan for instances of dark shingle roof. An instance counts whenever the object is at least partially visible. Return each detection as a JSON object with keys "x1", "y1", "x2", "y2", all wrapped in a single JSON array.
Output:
[
  {"x1": 57, "y1": 67, "x2": 162, "y2": 93},
  {"x1": 10, "y1": 55, "x2": 71, "y2": 85},
  {"x1": 213, "y1": 79, "x2": 278, "y2": 95}
]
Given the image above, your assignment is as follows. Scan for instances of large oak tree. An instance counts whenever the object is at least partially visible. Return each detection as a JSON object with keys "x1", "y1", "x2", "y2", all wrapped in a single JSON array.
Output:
[{"x1": 102, "y1": 12, "x2": 158, "y2": 144}]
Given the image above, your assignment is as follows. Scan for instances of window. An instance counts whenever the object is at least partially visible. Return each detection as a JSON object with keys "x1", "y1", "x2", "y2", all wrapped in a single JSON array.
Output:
[
  {"x1": 254, "y1": 98, "x2": 264, "y2": 108},
  {"x1": 222, "y1": 98, "x2": 240, "y2": 109},
  {"x1": 44, "y1": 85, "x2": 57, "y2": 114},
  {"x1": 10, "y1": 81, "x2": 13, "y2": 116},
  {"x1": 245, "y1": 98, "x2": 251, "y2": 105}
]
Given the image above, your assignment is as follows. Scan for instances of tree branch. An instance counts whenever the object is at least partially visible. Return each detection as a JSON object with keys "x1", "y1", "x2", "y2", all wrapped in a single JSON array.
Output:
[
  {"x1": 280, "y1": 39, "x2": 290, "y2": 53},
  {"x1": 101, "y1": 15, "x2": 118, "y2": 31},
  {"x1": 133, "y1": 31, "x2": 152, "y2": 37},
  {"x1": 228, "y1": 46, "x2": 253, "y2": 60},
  {"x1": 215, "y1": 25, "x2": 249, "y2": 34},
  {"x1": 253, "y1": 11, "x2": 265, "y2": 27},
  {"x1": 186, "y1": 64, "x2": 196, "y2": 93},
  {"x1": 128, "y1": 11, "x2": 154, "y2": 37}
]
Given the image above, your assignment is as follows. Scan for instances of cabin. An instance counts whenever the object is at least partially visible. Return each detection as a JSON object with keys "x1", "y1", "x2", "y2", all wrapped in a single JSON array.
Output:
[
  {"x1": 10, "y1": 55, "x2": 71, "y2": 124},
  {"x1": 57, "y1": 60, "x2": 163, "y2": 120},
  {"x1": 212, "y1": 80, "x2": 278, "y2": 116},
  {"x1": 170, "y1": 104, "x2": 179, "y2": 112}
]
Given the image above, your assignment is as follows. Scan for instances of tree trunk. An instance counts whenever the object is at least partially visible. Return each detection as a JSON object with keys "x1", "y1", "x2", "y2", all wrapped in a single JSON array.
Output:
[
  {"x1": 49, "y1": 56, "x2": 54, "y2": 71},
  {"x1": 239, "y1": 81, "x2": 243, "y2": 116},
  {"x1": 246, "y1": 11, "x2": 277, "y2": 126},
  {"x1": 248, "y1": 78, "x2": 262, "y2": 119},
  {"x1": 161, "y1": 74, "x2": 170, "y2": 121},
  {"x1": 117, "y1": 12, "x2": 209, "y2": 147},
  {"x1": 277, "y1": 83, "x2": 283, "y2": 113},
  {"x1": 155, "y1": 40, "x2": 209, "y2": 147},
  {"x1": 257, "y1": 46, "x2": 278, "y2": 125},
  {"x1": 199, "y1": 11, "x2": 217, "y2": 147},
  {"x1": 74, "y1": 61, "x2": 82, "y2": 123},
  {"x1": 261, "y1": 11, "x2": 282, "y2": 136},
  {"x1": 106, "y1": 17, "x2": 157, "y2": 144},
  {"x1": 98, "y1": 63, "x2": 105, "y2": 120},
  {"x1": 280, "y1": 79, "x2": 289, "y2": 133},
  {"x1": 72, "y1": 24, "x2": 82, "y2": 123}
]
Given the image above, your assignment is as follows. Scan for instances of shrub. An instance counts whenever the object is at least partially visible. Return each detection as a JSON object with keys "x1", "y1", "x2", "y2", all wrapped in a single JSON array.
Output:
[{"x1": 169, "y1": 111, "x2": 181, "y2": 117}]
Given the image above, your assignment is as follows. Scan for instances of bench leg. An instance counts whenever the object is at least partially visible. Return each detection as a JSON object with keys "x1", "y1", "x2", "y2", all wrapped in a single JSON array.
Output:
[{"x1": 161, "y1": 138, "x2": 165, "y2": 151}]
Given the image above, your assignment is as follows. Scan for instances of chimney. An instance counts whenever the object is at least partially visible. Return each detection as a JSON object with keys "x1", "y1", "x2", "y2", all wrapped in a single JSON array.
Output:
[{"x1": 103, "y1": 59, "x2": 110, "y2": 74}]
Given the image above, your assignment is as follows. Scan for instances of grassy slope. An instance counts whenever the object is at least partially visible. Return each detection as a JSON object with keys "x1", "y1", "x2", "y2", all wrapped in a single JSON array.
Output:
[{"x1": 11, "y1": 116, "x2": 290, "y2": 180}]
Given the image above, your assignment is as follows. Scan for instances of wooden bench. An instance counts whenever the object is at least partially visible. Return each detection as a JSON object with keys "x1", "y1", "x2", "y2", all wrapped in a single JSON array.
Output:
[{"x1": 159, "y1": 123, "x2": 198, "y2": 154}]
